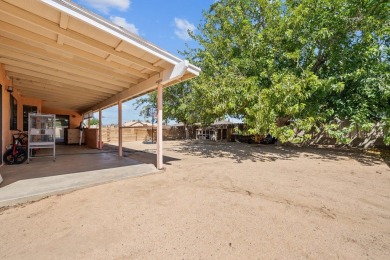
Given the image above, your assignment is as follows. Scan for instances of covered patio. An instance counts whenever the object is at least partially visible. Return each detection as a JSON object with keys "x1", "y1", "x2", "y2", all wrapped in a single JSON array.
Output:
[
  {"x1": 0, "y1": 0, "x2": 200, "y2": 171},
  {"x1": 0, "y1": 143, "x2": 183, "y2": 206}
]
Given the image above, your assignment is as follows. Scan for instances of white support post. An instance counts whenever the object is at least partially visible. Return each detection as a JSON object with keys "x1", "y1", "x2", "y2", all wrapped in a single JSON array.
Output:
[
  {"x1": 99, "y1": 109, "x2": 102, "y2": 149},
  {"x1": 157, "y1": 83, "x2": 163, "y2": 170},
  {"x1": 118, "y1": 100, "x2": 123, "y2": 157},
  {"x1": 79, "y1": 114, "x2": 83, "y2": 146}
]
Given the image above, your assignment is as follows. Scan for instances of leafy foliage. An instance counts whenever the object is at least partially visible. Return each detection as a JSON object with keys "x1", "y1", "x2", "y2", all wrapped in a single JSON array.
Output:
[
  {"x1": 187, "y1": 0, "x2": 390, "y2": 144},
  {"x1": 134, "y1": 81, "x2": 202, "y2": 124},
  {"x1": 89, "y1": 117, "x2": 99, "y2": 126},
  {"x1": 139, "y1": 0, "x2": 390, "y2": 144}
]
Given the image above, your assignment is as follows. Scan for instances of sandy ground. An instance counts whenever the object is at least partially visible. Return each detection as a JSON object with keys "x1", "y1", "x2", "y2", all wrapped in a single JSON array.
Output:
[{"x1": 0, "y1": 140, "x2": 389, "y2": 259}]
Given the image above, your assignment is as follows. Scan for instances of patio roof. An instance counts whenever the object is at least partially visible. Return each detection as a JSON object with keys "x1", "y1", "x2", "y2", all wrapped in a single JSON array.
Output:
[{"x1": 0, "y1": 0, "x2": 200, "y2": 113}]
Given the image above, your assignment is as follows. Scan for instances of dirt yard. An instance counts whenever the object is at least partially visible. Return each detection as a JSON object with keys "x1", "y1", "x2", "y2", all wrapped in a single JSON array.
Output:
[{"x1": 0, "y1": 140, "x2": 389, "y2": 259}]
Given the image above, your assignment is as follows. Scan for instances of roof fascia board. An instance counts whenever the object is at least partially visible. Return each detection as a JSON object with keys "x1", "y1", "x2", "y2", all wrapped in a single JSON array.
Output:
[
  {"x1": 160, "y1": 60, "x2": 188, "y2": 85},
  {"x1": 187, "y1": 64, "x2": 201, "y2": 76},
  {"x1": 41, "y1": 0, "x2": 187, "y2": 66}
]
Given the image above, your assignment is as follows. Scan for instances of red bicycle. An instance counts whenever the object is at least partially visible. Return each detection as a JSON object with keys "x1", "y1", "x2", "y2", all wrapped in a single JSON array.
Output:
[{"x1": 3, "y1": 130, "x2": 28, "y2": 165}]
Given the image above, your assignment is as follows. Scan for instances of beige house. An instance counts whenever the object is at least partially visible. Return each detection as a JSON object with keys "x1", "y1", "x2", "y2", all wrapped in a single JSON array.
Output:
[
  {"x1": 123, "y1": 121, "x2": 152, "y2": 128},
  {"x1": 0, "y1": 0, "x2": 200, "y2": 169}
]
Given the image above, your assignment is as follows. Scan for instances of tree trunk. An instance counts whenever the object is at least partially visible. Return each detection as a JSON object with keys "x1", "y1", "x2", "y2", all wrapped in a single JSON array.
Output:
[{"x1": 185, "y1": 124, "x2": 189, "y2": 139}]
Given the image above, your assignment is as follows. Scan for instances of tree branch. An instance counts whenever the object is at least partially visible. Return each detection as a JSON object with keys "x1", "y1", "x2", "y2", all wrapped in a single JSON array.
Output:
[{"x1": 312, "y1": 53, "x2": 327, "y2": 74}]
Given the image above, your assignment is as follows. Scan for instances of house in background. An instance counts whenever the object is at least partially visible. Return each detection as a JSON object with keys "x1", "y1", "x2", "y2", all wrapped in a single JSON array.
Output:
[
  {"x1": 196, "y1": 120, "x2": 243, "y2": 141},
  {"x1": 123, "y1": 120, "x2": 152, "y2": 128}
]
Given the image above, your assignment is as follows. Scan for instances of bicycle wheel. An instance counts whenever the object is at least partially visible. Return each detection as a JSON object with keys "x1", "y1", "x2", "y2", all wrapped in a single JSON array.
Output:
[
  {"x1": 3, "y1": 149, "x2": 16, "y2": 165},
  {"x1": 15, "y1": 148, "x2": 28, "y2": 164}
]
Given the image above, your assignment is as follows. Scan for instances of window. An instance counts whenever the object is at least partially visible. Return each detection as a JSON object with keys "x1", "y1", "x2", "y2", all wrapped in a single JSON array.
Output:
[
  {"x1": 10, "y1": 95, "x2": 17, "y2": 130},
  {"x1": 23, "y1": 105, "x2": 38, "y2": 131}
]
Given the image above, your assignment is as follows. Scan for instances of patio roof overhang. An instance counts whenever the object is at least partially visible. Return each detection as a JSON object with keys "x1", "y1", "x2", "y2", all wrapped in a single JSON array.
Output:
[{"x1": 0, "y1": 0, "x2": 200, "y2": 113}]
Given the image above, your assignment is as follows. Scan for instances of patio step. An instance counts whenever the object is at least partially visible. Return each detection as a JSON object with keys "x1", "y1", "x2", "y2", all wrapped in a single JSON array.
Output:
[{"x1": 0, "y1": 164, "x2": 159, "y2": 207}]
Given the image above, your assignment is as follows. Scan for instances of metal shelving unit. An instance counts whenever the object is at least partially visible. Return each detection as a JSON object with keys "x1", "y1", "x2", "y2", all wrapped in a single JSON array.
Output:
[{"x1": 28, "y1": 113, "x2": 56, "y2": 163}]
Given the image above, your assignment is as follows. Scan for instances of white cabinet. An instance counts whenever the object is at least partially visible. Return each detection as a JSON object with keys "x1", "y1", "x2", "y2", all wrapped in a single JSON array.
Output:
[{"x1": 28, "y1": 113, "x2": 56, "y2": 163}]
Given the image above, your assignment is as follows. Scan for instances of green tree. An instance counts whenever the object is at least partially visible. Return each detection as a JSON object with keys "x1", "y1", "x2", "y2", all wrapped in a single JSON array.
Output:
[
  {"x1": 89, "y1": 117, "x2": 99, "y2": 126},
  {"x1": 134, "y1": 82, "x2": 201, "y2": 138},
  {"x1": 184, "y1": 0, "x2": 389, "y2": 144},
  {"x1": 137, "y1": 0, "x2": 389, "y2": 144}
]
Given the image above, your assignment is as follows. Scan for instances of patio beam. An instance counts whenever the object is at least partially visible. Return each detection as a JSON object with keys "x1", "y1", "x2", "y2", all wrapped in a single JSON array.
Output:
[
  {"x1": 0, "y1": 48, "x2": 139, "y2": 85},
  {"x1": 2, "y1": 60, "x2": 127, "y2": 91},
  {"x1": 88, "y1": 60, "x2": 189, "y2": 112},
  {"x1": 0, "y1": 23, "x2": 150, "y2": 80},
  {"x1": 13, "y1": 85, "x2": 103, "y2": 102},
  {"x1": 42, "y1": 0, "x2": 186, "y2": 66},
  {"x1": 59, "y1": 12, "x2": 70, "y2": 29},
  {"x1": 13, "y1": 78, "x2": 110, "y2": 99},
  {"x1": 0, "y1": 1, "x2": 161, "y2": 72},
  {"x1": 89, "y1": 73, "x2": 160, "y2": 112},
  {"x1": 5, "y1": 68, "x2": 118, "y2": 95}
]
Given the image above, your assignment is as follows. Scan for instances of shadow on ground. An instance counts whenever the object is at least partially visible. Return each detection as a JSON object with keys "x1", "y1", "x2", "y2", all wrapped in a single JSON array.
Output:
[
  {"x1": 364, "y1": 148, "x2": 390, "y2": 168},
  {"x1": 169, "y1": 140, "x2": 389, "y2": 167},
  {"x1": 103, "y1": 144, "x2": 180, "y2": 167},
  {"x1": 0, "y1": 144, "x2": 179, "y2": 188}
]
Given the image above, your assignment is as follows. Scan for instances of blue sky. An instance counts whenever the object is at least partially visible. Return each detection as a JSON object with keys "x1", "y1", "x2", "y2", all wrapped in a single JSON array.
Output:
[{"x1": 72, "y1": 0, "x2": 214, "y2": 125}]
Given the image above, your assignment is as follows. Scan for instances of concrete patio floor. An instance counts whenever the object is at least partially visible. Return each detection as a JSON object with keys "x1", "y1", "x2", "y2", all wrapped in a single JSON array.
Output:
[{"x1": 0, "y1": 144, "x2": 160, "y2": 207}]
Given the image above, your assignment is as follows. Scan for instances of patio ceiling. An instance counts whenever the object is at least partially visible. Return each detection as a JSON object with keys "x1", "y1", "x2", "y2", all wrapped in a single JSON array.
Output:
[{"x1": 0, "y1": 0, "x2": 200, "y2": 113}]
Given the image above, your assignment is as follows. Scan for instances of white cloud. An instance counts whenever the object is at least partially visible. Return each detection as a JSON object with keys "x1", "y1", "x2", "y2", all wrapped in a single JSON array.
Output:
[
  {"x1": 174, "y1": 18, "x2": 195, "y2": 41},
  {"x1": 110, "y1": 16, "x2": 139, "y2": 35},
  {"x1": 82, "y1": 0, "x2": 130, "y2": 13}
]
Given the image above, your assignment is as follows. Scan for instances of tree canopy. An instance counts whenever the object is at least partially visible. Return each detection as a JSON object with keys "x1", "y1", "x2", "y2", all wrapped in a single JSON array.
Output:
[
  {"x1": 138, "y1": 0, "x2": 390, "y2": 144},
  {"x1": 134, "y1": 81, "x2": 199, "y2": 124},
  {"x1": 89, "y1": 117, "x2": 99, "y2": 126}
]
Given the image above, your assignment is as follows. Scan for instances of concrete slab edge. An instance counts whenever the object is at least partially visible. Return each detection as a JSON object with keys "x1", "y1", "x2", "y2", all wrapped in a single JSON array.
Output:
[{"x1": 0, "y1": 168, "x2": 160, "y2": 208}]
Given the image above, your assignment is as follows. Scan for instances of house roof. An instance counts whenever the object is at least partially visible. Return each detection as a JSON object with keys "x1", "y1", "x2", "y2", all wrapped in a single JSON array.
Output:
[
  {"x1": 213, "y1": 120, "x2": 232, "y2": 125},
  {"x1": 123, "y1": 121, "x2": 152, "y2": 127},
  {"x1": 0, "y1": 0, "x2": 200, "y2": 113}
]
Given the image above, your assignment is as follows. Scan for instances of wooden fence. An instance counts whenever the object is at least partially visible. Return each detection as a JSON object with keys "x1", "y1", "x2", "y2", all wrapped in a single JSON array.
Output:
[
  {"x1": 101, "y1": 127, "x2": 155, "y2": 142},
  {"x1": 100, "y1": 126, "x2": 198, "y2": 143},
  {"x1": 98, "y1": 122, "x2": 387, "y2": 148}
]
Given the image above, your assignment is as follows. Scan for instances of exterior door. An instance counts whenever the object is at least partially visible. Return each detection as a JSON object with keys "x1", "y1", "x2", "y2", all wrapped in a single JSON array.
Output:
[{"x1": 55, "y1": 115, "x2": 70, "y2": 143}]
